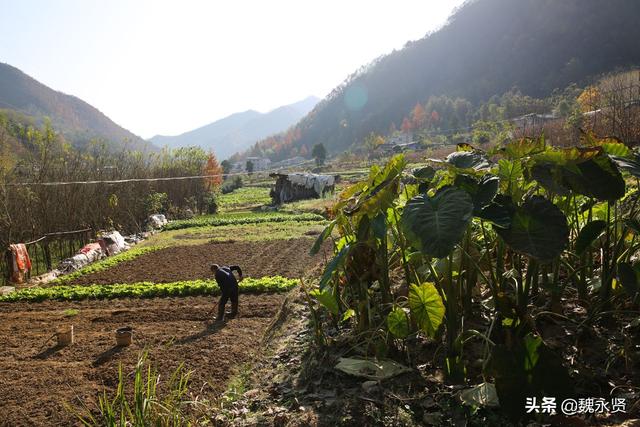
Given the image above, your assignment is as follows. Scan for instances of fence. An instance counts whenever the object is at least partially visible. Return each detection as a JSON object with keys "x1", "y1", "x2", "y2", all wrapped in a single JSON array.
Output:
[{"x1": 1, "y1": 228, "x2": 93, "y2": 287}]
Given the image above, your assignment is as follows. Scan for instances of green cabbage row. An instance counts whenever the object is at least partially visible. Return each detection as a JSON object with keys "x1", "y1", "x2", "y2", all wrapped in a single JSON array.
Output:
[{"x1": 1, "y1": 276, "x2": 297, "y2": 303}]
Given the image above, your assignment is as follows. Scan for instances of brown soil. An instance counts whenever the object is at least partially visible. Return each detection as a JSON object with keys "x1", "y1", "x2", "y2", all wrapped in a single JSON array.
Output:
[
  {"x1": 69, "y1": 238, "x2": 330, "y2": 286},
  {"x1": 0, "y1": 294, "x2": 285, "y2": 426}
]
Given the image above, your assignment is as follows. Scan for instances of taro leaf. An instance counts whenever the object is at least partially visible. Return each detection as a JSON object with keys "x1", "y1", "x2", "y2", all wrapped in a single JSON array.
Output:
[
  {"x1": 486, "y1": 333, "x2": 573, "y2": 421},
  {"x1": 497, "y1": 159, "x2": 523, "y2": 195},
  {"x1": 455, "y1": 174, "x2": 499, "y2": 214},
  {"x1": 346, "y1": 177, "x2": 400, "y2": 218},
  {"x1": 529, "y1": 163, "x2": 570, "y2": 196},
  {"x1": 402, "y1": 187, "x2": 473, "y2": 258},
  {"x1": 408, "y1": 282, "x2": 445, "y2": 337},
  {"x1": 387, "y1": 307, "x2": 410, "y2": 338},
  {"x1": 445, "y1": 151, "x2": 490, "y2": 170},
  {"x1": 412, "y1": 166, "x2": 436, "y2": 181},
  {"x1": 319, "y1": 244, "x2": 350, "y2": 290},
  {"x1": 310, "y1": 288, "x2": 339, "y2": 315},
  {"x1": 371, "y1": 212, "x2": 387, "y2": 240},
  {"x1": 310, "y1": 220, "x2": 336, "y2": 255},
  {"x1": 575, "y1": 220, "x2": 607, "y2": 255},
  {"x1": 617, "y1": 262, "x2": 639, "y2": 297},
  {"x1": 611, "y1": 153, "x2": 640, "y2": 179},
  {"x1": 499, "y1": 137, "x2": 546, "y2": 159},
  {"x1": 600, "y1": 139, "x2": 630, "y2": 157},
  {"x1": 476, "y1": 175, "x2": 500, "y2": 208},
  {"x1": 495, "y1": 196, "x2": 568, "y2": 261},
  {"x1": 561, "y1": 154, "x2": 625, "y2": 201},
  {"x1": 476, "y1": 194, "x2": 515, "y2": 229}
]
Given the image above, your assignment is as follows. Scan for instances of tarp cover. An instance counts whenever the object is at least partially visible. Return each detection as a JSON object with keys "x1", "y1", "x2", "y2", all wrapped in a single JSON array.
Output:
[{"x1": 286, "y1": 173, "x2": 335, "y2": 196}]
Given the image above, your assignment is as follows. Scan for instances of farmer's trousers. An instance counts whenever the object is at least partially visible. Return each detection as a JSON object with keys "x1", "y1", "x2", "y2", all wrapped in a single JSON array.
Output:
[{"x1": 217, "y1": 285, "x2": 239, "y2": 320}]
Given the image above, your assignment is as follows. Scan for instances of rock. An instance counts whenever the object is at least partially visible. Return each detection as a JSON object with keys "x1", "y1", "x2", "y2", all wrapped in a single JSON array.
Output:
[{"x1": 0, "y1": 286, "x2": 15, "y2": 296}]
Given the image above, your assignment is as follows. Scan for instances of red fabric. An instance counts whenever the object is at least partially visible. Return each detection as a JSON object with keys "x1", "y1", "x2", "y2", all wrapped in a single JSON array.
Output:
[
  {"x1": 79, "y1": 243, "x2": 101, "y2": 254},
  {"x1": 10, "y1": 244, "x2": 31, "y2": 272}
]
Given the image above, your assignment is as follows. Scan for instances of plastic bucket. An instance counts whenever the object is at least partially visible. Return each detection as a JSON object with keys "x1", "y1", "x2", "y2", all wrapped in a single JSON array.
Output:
[
  {"x1": 115, "y1": 326, "x2": 133, "y2": 346},
  {"x1": 56, "y1": 325, "x2": 74, "y2": 346}
]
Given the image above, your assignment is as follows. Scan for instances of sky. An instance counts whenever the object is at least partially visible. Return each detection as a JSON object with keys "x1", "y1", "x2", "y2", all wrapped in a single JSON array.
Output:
[{"x1": 0, "y1": 0, "x2": 464, "y2": 139}]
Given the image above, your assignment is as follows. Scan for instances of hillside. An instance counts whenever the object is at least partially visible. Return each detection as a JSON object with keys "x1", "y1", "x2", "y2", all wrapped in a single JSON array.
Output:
[
  {"x1": 248, "y1": 0, "x2": 640, "y2": 159},
  {"x1": 0, "y1": 62, "x2": 150, "y2": 151},
  {"x1": 150, "y1": 96, "x2": 319, "y2": 160}
]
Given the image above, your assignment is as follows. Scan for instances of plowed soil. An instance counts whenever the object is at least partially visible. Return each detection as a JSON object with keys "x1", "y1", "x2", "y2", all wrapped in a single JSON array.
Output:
[
  {"x1": 69, "y1": 238, "x2": 328, "y2": 286},
  {"x1": 0, "y1": 294, "x2": 285, "y2": 426}
]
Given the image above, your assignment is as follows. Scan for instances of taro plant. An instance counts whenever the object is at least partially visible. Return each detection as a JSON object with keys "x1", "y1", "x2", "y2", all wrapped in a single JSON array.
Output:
[{"x1": 310, "y1": 134, "x2": 640, "y2": 419}]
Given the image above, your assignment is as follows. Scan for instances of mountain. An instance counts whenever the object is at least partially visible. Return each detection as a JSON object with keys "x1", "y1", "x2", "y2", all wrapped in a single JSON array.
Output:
[
  {"x1": 149, "y1": 96, "x2": 319, "y2": 159},
  {"x1": 261, "y1": 0, "x2": 640, "y2": 157},
  {"x1": 0, "y1": 62, "x2": 150, "y2": 151}
]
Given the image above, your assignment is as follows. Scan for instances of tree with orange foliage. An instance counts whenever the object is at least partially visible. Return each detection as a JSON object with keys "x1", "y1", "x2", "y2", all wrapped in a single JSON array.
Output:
[
  {"x1": 203, "y1": 153, "x2": 223, "y2": 191},
  {"x1": 401, "y1": 117, "x2": 413, "y2": 133},
  {"x1": 411, "y1": 103, "x2": 427, "y2": 129},
  {"x1": 430, "y1": 110, "x2": 441, "y2": 126}
]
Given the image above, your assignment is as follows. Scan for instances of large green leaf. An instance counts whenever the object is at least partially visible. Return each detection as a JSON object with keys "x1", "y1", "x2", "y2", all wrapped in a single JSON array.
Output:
[
  {"x1": 611, "y1": 152, "x2": 640, "y2": 178},
  {"x1": 319, "y1": 244, "x2": 350, "y2": 290},
  {"x1": 476, "y1": 194, "x2": 515, "y2": 228},
  {"x1": 561, "y1": 154, "x2": 625, "y2": 201},
  {"x1": 402, "y1": 187, "x2": 474, "y2": 258},
  {"x1": 387, "y1": 307, "x2": 410, "y2": 338},
  {"x1": 310, "y1": 220, "x2": 336, "y2": 255},
  {"x1": 497, "y1": 159, "x2": 523, "y2": 196},
  {"x1": 575, "y1": 220, "x2": 607, "y2": 255},
  {"x1": 529, "y1": 163, "x2": 570, "y2": 196},
  {"x1": 310, "y1": 288, "x2": 339, "y2": 315},
  {"x1": 495, "y1": 196, "x2": 568, "y2": 260},
  {"x1": 497, "y1": 137, "x2": 546, "y2": 159},
  {"x1": 444, "y1": 151, "x2": 490, "y2": 170},
  {"x1": 411, "y1": 166, "x2": 436, "y2": 181},
  {"x1": 455, "y1": 174, "x2": 499, "y2": 214},
  {"x1": 408, "y1": 282, "x2": 445, "y2": 337}
]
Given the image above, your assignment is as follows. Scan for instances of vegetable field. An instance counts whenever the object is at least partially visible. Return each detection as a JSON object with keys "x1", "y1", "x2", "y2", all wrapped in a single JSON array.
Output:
[{"x1": 0, "y1": 203, "x2": 330, "y2": 426}]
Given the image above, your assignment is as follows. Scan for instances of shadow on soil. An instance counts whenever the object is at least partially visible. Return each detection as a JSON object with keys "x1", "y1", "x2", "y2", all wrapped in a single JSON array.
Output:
[
  {"x1": 33, "y1": 343, "x2": 65, "y2": 359},
  {"x1": 92, "y1": 345, "x2": 127, "y2": 367},
  {"x1": 175, "y1": 321, "x2": 226, "y2": 345}
]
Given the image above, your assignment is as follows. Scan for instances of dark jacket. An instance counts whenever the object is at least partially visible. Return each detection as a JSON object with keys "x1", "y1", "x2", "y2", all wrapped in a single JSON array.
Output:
[{"x1": 214, "y1": 265, "x2": 242, "y2": 291}]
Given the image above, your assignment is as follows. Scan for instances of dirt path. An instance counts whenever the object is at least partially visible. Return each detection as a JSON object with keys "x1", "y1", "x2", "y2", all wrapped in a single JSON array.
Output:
[
  {"x1": 0, "y1": 294, "x2": 285, "y2": 426},
  {"x1": 69, "y1": 238, "x2": 329, "y2": 286}
]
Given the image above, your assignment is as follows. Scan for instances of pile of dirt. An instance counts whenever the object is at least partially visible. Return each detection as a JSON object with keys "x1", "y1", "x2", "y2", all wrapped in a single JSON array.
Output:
[{"x1": 69, "y1": 238, "x2": 330, "y2": 286}]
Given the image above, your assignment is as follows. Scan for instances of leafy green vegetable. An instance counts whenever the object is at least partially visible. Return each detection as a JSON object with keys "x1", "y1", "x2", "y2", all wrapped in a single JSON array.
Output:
[{"x1": 0, "y1": 276, "x2": 297, "y2": 303}]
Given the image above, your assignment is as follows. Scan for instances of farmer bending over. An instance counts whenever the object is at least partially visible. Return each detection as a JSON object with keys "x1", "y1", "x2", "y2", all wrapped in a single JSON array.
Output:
[{"x1": 210, "y1": 264, "x2": 243, "y2": 322}]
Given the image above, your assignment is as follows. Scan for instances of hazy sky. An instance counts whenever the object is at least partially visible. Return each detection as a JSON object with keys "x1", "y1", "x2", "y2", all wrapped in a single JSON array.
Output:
[{"x1": 0, "y1": 0, "x2": 464, "y2": 139}]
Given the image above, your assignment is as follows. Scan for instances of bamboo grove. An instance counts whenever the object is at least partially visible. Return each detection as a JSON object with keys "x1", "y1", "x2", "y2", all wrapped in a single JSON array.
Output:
[{"x1": 311, "y1": 134, "x2": 640, "y2": 419}]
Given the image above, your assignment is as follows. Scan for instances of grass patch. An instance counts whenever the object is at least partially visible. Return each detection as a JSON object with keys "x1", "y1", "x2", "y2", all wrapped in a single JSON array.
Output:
[
  {"x1": 63, "y1": 308, "x2": 79, "y2": 317},
  {"x1": 219, "y1": 186, "x2": 271, "y2": 211},
  {"x1": 52, "y1": 246, "x2": 162, "y2": 286},
  {"x1": 163, "y1": 212, "x2": 325, "y2": 231},
  {"x1": 1, "y1": 276, "x2": 297, "y2": 303}
]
